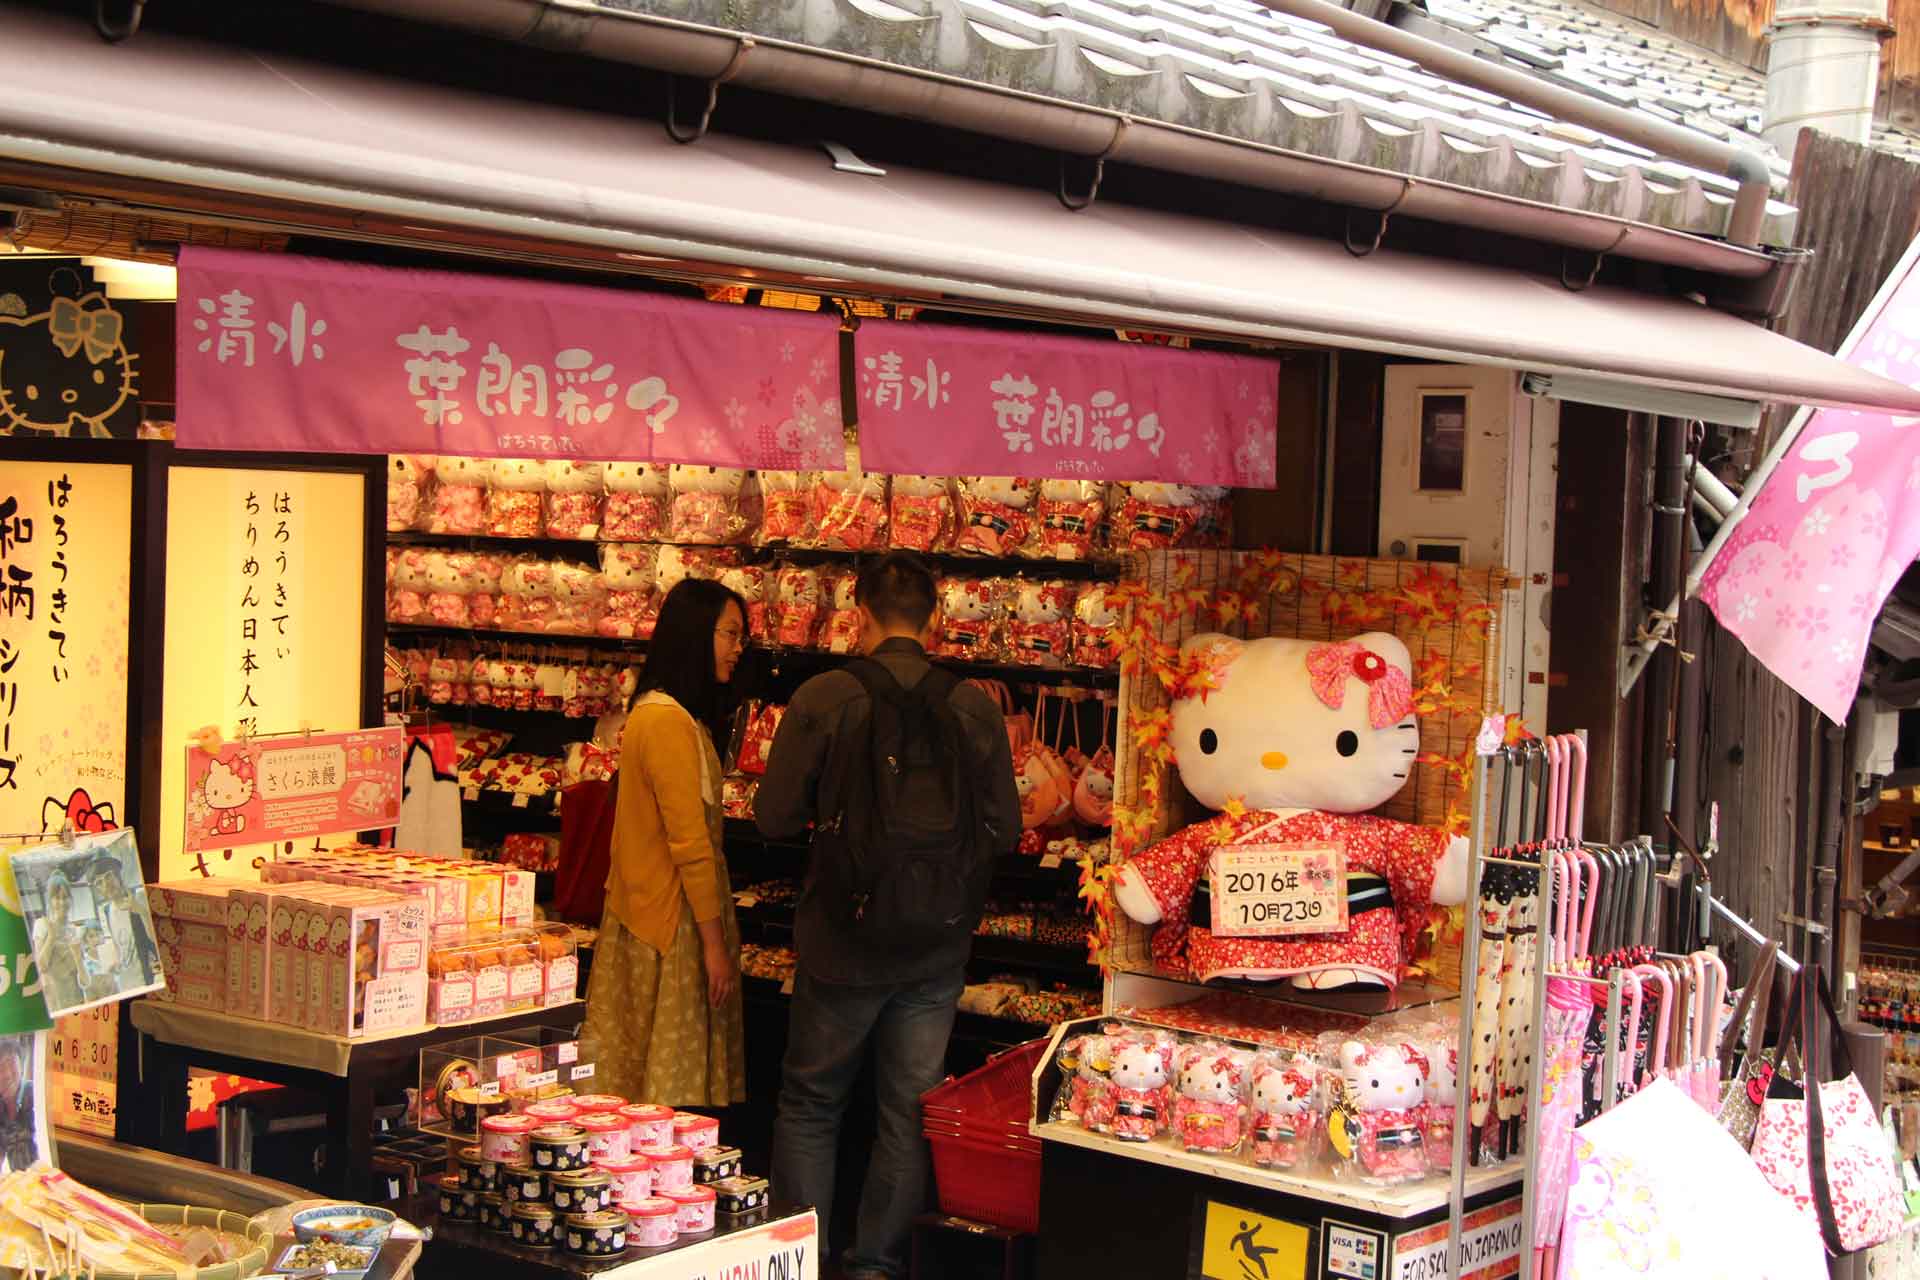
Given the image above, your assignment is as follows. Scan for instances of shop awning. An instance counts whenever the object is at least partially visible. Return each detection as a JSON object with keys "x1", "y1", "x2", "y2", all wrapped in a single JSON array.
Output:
[{"x1": 1, "y1": 6, "x2": 1916, "y2": 415}]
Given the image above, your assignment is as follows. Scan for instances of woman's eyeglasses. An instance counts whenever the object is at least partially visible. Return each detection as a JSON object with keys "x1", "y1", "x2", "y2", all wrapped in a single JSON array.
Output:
[{"x1": 716, "y1": 626, "x2": 746, "y2": 644}]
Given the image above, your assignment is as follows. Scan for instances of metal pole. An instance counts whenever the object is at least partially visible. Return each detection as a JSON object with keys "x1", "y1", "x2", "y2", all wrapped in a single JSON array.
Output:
[
  {"x1": 1601, "y1": 970, "x2": 1624, "y2": 1110},
  {"x1": 1448, "y1": 749, "x2": 1493, "y2": 1276}
]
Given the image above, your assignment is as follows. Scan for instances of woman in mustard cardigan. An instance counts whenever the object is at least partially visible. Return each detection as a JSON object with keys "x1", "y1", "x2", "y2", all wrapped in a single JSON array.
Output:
[{"x1": 581, "y1": 577, "x2": 749, "y2": 1106}]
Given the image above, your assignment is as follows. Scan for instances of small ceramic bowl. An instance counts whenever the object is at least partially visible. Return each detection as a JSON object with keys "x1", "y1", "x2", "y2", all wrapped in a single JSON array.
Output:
[{"x1": 291, "y1": 1205, "x2": 398, "y2": 1251}]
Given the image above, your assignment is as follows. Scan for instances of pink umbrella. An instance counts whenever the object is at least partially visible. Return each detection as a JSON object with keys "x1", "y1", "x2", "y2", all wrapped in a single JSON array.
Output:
[
  {"x1": 1689, "y1": 952, "x2": 1728, "y2": 1110},
  {"x1": 1532, "y1": 843, "x2": 1600, "y2": 1280},
  {"x1": 1629, "y1": 964, "x2": 1672, "y2": 1093}
]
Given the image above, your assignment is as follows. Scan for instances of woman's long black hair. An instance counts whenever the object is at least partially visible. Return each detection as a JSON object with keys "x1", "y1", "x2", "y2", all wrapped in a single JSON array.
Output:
[{"x1": 630, "y1": 577, "x2": 748, "y2": 748}]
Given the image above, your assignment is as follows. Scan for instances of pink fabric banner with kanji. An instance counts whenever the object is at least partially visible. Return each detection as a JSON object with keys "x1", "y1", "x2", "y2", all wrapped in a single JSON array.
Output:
[
  {"x1": 851, "y1": 319, "x2": 1279, "y2": 486},
  {"x1": 174, "y1": 248, "x2": 845, "y2": 468},
  {"x1": 1700, "y1": 242, "x2": 1920, "y2": 723}
]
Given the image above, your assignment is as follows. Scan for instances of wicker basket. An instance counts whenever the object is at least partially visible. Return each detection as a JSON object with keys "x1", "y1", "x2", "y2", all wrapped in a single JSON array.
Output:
[{"x1": 77, "y1": 1204, "x2": 274, "y2": 1280}]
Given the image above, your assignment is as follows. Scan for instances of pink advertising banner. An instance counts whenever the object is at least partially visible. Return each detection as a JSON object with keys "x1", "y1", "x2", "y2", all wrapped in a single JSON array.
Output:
[
  {"x1": 184, "y1": 727, "x2": 405, "y2": 855},
  {"x1": 852, "y1": 319, "x2": 1280, "y2": 486},
  {"x1": 1700, "y1": 239, "x2": 1920, "y2": 723},
  {"x1": 174, "y1": 248, "x2": 845, "y2": 469}
]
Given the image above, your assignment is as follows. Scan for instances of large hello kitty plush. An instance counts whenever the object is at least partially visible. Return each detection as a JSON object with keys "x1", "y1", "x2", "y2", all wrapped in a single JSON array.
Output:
[
  {"x1": 430, "y1": 456, "x2": 488, "y2": 535},
  {"x1": 1008, "y1": 580, "x2": 1073, "y2": 667},
  {"x1": 813, "y1": 455, "x2": 888, "y2": 551},
  {"x1": 468, "y1": 554, "x2": 505, "y2": 629},
  {"x1": 602, "y1": 462, "x2": 670, "y2": 542},
  {"x1": 548, "y1": 562, "x2": 606, "y2": 637},
  {"x1": 1336, "y1": 1041, "x2": 1428, "y2": 1183},
  {"x1": 387, "y1": 454, "x2": 433, "y2": 531},
  {"x1": 956, "y1": 476, "x2": 1037, "y2": 556},
  {"x1": 669, "y1": 465, "x2": 755, "y2": 545},
  {"x1": 889, "y1": 474, "x2": 953, "y2": 552},
  {"x1": 1110, "y1": 632, "x2": 1468, "y2": 991},
  {"x1": 388, "y1": 548, "x2": 430, "y2": 625},
  {"x1": 543, "y1": 460, "x2": 605, "y2": 540},
  {"x1": 1035, "y1": 479, "x2": 1105, "y2": 560},
  {"x1": 1174, "y1": 1044, "x2": 1252, "y2": 1154},
  {"x1": 1250, "y1": 1054, "x2": 1323, "y2": 1170},
  {"x1": 1107, "y1": 1038, "x2": 1173, "y2": 1143},
  {"x1": 487, "y1": 458, "x2": 546, "y2": 538},
  {"x1": 935, "y1": 578, "x2": 1000, "y2": 660},
  {"x1": 1072, "y1": 583, "x2": 1121, "y2": 669}
]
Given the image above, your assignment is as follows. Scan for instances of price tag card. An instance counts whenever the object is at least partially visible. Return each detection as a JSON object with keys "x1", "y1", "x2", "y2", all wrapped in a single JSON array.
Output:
[
  {"x1": 556, "y1": 1041, "x2": 579, "y2": 1065},
  {"x1": 463, "y1": 787, "x2": 480, "y2": 803},
  {"x1": 1209, "y1": 841, "x2": 1347, "y2": 938},
  {"x1": 523, "y1": 1069, "x2": 559, "y2": 1089},
  {"x1": 510, "y1": 793, "x2": 530, "y2": 809},
  {"x1": 570, "y1": 1062, "x2": 595, "y2": 1081},
  {"x1": 1038, "y1": 853, "x2": 1063, "y2": 870}
]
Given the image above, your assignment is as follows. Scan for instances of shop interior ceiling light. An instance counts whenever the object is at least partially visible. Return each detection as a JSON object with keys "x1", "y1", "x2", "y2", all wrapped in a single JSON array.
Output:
[
  {"x1": 80, "y1": 255, "x2": 177, "y2": 300},
  {"x1": 1521, "y1": 371, "x2": 1762, "y2": 430}
]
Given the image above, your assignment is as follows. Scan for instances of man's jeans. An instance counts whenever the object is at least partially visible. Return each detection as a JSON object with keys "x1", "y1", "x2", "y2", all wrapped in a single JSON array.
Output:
[{"x1": 771, "y1": 967, "x2": 963, "y2": 1277}]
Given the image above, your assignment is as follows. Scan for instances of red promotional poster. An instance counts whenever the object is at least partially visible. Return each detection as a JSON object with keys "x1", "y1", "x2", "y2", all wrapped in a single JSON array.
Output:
[{"x1": 183, "y1": 728, "x2": 405, "y2": 855}]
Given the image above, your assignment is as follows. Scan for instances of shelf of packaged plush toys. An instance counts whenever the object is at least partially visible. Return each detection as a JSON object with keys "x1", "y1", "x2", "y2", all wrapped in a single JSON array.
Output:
[
  {"x1": 385, "y1": 623, "x2": 1120, "y2": 691},
  {"x1": 387, "y1": 531, "x2": 1130, "y2": 585},
  {"x1": 1106, "y1": 967, "x2": 1464, "y2": 1035},
  {"x1": 1025, "y1": 1014, "x2": 1521, "y2": 1219}
]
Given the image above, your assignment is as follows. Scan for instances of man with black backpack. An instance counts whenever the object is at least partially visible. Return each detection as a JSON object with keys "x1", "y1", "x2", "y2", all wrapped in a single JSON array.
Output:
[{"x1": 756, "y1": 551, "x2": 1020, "y2": 1280}]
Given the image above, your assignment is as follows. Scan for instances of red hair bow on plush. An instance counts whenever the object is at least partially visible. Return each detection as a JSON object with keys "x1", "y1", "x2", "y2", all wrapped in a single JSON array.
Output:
[{"x1": 1305, "y1": 641, "x2": 1413, "y2": 730}]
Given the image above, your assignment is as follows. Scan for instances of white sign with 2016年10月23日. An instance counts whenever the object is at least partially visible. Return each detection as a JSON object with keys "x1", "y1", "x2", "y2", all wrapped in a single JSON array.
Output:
[{"x1": 1209, "y1": 842, "x2": 1348, "y2": 938}]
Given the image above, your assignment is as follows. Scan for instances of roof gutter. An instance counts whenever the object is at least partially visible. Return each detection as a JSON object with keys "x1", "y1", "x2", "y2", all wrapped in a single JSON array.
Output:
[
  {"x1": 1250, "y1": 0, "x2": 1779, "y2": 247},
  {"x1": 315, "y1": 0, "x2": 1787, "y2": 287}
]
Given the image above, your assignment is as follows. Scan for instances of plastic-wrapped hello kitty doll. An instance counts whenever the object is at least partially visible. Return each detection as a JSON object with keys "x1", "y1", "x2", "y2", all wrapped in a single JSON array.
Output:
[
  {"x1": 1008, "y1": 580, "x2": 1073, "y2": 667},
  {"x1": 487, "y1": 459, "x2": 547, "y2": 539},
  {"x1": 1335, "y1": 1040, "x2": 1428, "y2": 1184},
  {"x1": 1109, "y1": 632, "x2": 1469, "y2": 991},
  {"x1": 813, "y1": 451, "x2": 888, "y2": 551},
  {"x1": 424, "y1": 551, "x2": 474, "y2": 628},
  {"x1": 1034, "y1": 479, "x2": 1105, "y2": 561},
  {"x1": 500, "y1": 557, "x2": 556, "y2": 634},
  {"x1": 1111, "y1": 481, "x2": 1206, "y2": 550},
  {"x1": 1420, "y1": 1039, "x2": 1457, "y2": 1154},
  {"x1": 935, "y1": 578, "x2": 1001, "y2": 661},
  {"x1": 509, "y1": 660, "x2": 538, "y2": 713},
  {"x1": 388, "y1": 548, "x2": 430, "y2": 625},
  {"x1": 1071, "y1": 583, "x2": 1121, "y2": 669},
  {"x1": 1074, "y1": 1034, "x2": 1119, "y2": 1133},
  {"x1": 1174, "y1": 1044, "x2": 1252, "y2": 1154},
  {"x1": 387, "y1": 454, "x2": 433, "y2": 532},
  {"x1": 822, "y1": 571, "x2": 860, "y2": 655},
  {"x1": 720, "y1": 566, "x2": 769, "y2": 642},
  {"x1": 1108, "y1": 1035, "x2": 1175, "y2": 1143},
  {"x1": 467, "y1": 554, "x2": 504, "y2": 630},
  {"x1": 1250, "y1": 1054, "x2": 1323, "y2": 1170},
  {"x1": 468, "y1": 656, "x2": 494, "y2": 707},
  {"x1": 956, "y1": 476, "x2": 1038, "y2": 557},
  {"x1": 670, "y1": 465, "x2": 754, "y2": 545},
  {"x1": 770, "y1": 567, "x2": 824, "y2": 649},
  {"x1": 543, "y1": 460, "x2": 605, "y2": 541},
  {"x1": 548, "y1": 561, "x2": 607, "y2": 637},
  {"x1": 533, "y1": 663, "x2": 565, "y2": 713},
  {"x1": 758, "y1": 470, "x2": 815, "y2": 547},
  {"x1": 602, "y1": 462, "x2": 670, "y2": 542},
  {"x1": 429, "y1": 455, "x2": 488, "y2": 535},
  {"x1": 486, "y1": 658, "x2": 515, "y2": 710},
  {"x1": 598, "y1": 544, "x2": 658, "y2": 640},
  {"x1": 889, "y1": 474, "x2": 954, "y2": 552},
  {"x1": 1192, "y1": 485, "x2": 1233, "y2": 548},
  {"x1": 426, "y1": 656, "x2": 460, "y2": 705}
]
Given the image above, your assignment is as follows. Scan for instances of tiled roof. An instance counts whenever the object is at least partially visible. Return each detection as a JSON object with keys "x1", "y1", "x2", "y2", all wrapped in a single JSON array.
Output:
[{"x1": 595, "y1": 0, "x2": 1919, "y2": 246}]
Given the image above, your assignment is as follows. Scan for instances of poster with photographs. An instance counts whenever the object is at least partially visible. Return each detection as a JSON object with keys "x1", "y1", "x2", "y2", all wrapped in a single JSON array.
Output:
[
  {"x1": 9, "y1": 830, "x2": 161, "y2": 1019},
  {"x1": 0, "y1": 1033, "x2": 50, "y2": 1172}
]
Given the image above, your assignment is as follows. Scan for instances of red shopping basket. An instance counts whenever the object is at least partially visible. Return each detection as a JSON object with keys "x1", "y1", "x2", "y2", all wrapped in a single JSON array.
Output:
[{"x1": 919, "y1": 1039, "x2": 1049, "y2": 1235}]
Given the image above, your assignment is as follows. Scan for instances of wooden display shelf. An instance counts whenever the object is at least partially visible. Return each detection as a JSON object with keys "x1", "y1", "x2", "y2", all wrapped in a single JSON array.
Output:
[{"x1": 386, "y1": 529, "x2": 1127, "y2": 583}]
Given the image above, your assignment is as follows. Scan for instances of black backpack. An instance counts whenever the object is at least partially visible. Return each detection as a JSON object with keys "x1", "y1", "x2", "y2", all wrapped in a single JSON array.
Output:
[{"x1": 810, "y1": 659, "x2": 995, "y2": 955}]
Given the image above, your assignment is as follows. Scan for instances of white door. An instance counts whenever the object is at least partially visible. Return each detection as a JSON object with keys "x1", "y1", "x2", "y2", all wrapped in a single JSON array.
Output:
[{"x1": 1379, "y1": 365, "x2": 1557, "y2": 730}]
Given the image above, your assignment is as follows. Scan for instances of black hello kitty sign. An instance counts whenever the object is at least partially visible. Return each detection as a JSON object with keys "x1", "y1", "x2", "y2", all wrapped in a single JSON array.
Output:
[{"x1": 0, "y1": 261, "x2": 141, "y2": 439}]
